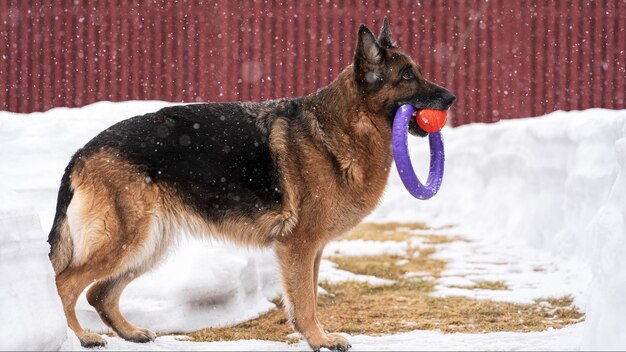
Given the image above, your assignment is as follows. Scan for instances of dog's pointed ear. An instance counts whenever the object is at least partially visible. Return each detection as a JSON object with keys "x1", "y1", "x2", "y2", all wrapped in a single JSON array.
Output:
[
  {"x1": 377, "y1": 17, "x2": 394, "y2": 49},
  {"x1": 355, "y1": 24, "x2": 383, "y2": 68}
]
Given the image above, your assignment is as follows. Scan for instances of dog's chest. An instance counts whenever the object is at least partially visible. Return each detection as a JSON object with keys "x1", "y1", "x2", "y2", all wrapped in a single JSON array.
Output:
[{"x1": 314, "y1": 154, "x2": 393, "y2": 237}]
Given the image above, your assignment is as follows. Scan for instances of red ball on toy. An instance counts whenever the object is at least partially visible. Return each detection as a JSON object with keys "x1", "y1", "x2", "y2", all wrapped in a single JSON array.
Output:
[{"x1": 415, "y1": 109, "x2": 447, "y2": 133}]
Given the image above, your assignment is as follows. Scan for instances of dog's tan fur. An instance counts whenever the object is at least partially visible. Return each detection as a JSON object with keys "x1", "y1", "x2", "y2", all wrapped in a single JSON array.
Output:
[{"x1": 51, "y1": 19, "x2": 455, "y2": 350}]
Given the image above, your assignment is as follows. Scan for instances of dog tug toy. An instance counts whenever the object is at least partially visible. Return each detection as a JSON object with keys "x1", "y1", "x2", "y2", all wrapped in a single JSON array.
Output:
[{"x1": 392, "y1": 105, "x2": 446, "y2": 200}]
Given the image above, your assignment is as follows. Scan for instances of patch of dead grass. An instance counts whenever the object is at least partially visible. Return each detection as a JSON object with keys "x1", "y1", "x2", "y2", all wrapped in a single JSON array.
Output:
[
  {"x1": 472, "y1": 280, "x2": 509, "y2": 290},
  {"x1": 420, "y1": 234, "x2": 466, "y2": 244},
  {"x1": 189, "y1": 281, "x2": 583, "y2": 342},
  {"x1": 341, "y1": 222, "x2": 467, "y2": 246},
  {"x1": 450, "y1": 280, "x2": 510, "y2": 291},
  {"x1": 329, "y1": 254, "x2": 406, "y2": 280},
  {"x1": 329, "y1": 247, "x2": 447, "y2": 280},
  {"x1": 188, "y1": 299, "x2": 298, "y2": 344},
  {"x1": 341, "y1": 222, "x2": 427, "y2": 242},
  {"x1": 188, "y1": 223, "x2": 584, "y2": 343},
  {"x1": 316, "y1": 282, "x2": 583, "y2": 335}
]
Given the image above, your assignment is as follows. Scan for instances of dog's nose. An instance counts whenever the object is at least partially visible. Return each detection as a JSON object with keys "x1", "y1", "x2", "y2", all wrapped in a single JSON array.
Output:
[{"x1": 442, "y1": 91, "x2": 457, "y2": 108}]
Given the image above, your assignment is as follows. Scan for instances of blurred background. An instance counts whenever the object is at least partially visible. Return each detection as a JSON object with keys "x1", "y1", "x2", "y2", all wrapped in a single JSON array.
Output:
[{"x1": 1, "y1": 0, "x2": 625, "y2": 125}]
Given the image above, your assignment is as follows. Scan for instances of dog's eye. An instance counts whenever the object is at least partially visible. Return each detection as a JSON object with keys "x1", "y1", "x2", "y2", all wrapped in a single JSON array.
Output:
[{"x1": 401, "y1": 70, "x2": 415, "y2": 81}]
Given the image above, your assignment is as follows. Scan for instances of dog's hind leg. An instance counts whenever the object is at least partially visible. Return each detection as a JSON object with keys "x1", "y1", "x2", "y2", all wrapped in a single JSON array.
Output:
[
  {"x1": 56, "y1": 266, "x2": 108, "y2": 347},
  {"x1": 86, "y1": 270, "x2": 156, "y2": 343},
  {"x1": 85, "y1": 207, "x2": 169, "y2": 343},
  {"x1": 58, "y1": 152, "x2": 169, "y2": 346}
]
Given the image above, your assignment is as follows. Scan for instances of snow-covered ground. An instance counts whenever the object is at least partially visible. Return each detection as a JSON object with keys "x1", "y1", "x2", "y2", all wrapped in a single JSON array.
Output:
[
  {"x1": 372, "y1": 108, "x2": 626, "y2": 350},
  {"x1": 0, "y1": 102, "x2": 624, "y2": 350},
  {"x1": 99, "y1": 325, "x2": 584, "y2": 351}
]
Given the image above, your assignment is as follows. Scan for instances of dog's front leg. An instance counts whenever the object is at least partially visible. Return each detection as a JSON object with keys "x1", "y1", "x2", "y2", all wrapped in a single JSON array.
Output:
[
  {"x1": 313, "y1": 248, "x2": 323, "y2": 305},
  {"x1": 276, "y1": 242, "x2": 350, "y2": 352}
]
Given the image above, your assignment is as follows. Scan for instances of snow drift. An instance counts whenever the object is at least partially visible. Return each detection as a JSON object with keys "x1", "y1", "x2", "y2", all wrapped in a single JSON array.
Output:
[
  {"x1": 0, "y1": 186, "x2": 78, "y2": 350},
  {"x1": 374, "y1": 108, "x2": 626, "y2": 350}
]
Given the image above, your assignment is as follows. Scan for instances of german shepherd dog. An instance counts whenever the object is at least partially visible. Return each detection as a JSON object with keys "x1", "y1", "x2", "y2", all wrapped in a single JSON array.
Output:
[{"x1": 48, "y1": 18, "x2": 455, "y2": 351}]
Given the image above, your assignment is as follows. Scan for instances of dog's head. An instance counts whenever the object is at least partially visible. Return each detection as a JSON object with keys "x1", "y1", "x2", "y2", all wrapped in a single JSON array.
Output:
[{"x1": 353, "y1": 18, "x2": 456, "y2": 136}]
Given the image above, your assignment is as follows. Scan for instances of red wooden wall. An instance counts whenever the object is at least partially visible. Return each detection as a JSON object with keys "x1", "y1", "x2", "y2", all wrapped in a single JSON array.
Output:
[{"x1": 1, "y1": 0, "x2": 625, "y2": 125}]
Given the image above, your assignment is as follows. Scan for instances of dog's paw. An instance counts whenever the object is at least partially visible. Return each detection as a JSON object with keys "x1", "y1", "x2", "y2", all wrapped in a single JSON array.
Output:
[
  {"x1": 119, "y1": 327, "x2": 156, "y2": 343},
  {"x1": 312, "y1": 333, "x2": 351, "y2": 352},
  {"x1": 78, "y1": 331, "x2": 107, "y2": 348}
]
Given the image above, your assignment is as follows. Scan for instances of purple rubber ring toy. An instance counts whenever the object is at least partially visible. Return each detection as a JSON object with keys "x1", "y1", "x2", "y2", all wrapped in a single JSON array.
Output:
[{"x1": 392, "y1": 104, "x2": 445, "y2": 200}]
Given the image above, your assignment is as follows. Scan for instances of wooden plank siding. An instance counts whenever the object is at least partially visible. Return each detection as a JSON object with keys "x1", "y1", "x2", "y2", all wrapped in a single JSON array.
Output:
[{"x1": 1, "y1": 0, "x2": 625, "y2": 125}]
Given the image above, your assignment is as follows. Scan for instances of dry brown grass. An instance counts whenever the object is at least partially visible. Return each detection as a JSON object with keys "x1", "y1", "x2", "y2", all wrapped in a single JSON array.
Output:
[
  {"x1": 329, "y1": 246, "x2": 446, "y2": 280},
  {"x1": 450, "y1": 280, "x2": 510, "y2": 291},
  {"x1": 341, "y1": 222, "x2": 427, "y2": 242},
  {"x1": 472, "y1": 280, "x2": 509, "y2": 290},
  {"x1": 188, "y1": 299, "x2": 298, "y2": 344},
  {"x1": 188, "y1": 223, "x2": 584, "y2": 343},
  {"x1": 420, "y1": 234, "x2": 466, "y2": 244},
  {"x1": 189, "y1": 280, "x2": 583, "y2": 342},
  {"x1": 340, "y1": 222, "x2": 465, "y2": 246},
  {"x1": 316, "y1": 282, "x2": 583, "y2": 335}
]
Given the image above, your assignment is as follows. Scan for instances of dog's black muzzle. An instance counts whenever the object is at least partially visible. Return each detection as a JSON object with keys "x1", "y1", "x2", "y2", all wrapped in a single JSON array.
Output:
[{"x1": 401, "y1": 84, "x2": 457, "y2": 137}]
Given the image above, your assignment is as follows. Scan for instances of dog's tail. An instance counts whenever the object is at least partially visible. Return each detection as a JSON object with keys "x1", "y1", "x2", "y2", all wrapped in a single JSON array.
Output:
[{"x1": 48, "y1": 158, "x2": 76, "y2": 274}]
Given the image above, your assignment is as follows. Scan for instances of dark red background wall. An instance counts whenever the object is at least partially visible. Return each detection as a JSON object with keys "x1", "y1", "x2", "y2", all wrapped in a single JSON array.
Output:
[{"x1": 1, "y1": 0, "x2": 625, "y2": 125}]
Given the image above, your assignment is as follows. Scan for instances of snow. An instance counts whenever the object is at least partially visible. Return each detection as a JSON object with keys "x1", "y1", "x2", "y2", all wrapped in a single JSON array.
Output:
[
  {"x1": 371, "y1": 108, "x2": 626, "y2": 350},
  {"x1": 0, "y1": 102, "x2": 625, "y2": 350},
  {"x1": 0, "y1": 185, "x2": 79, "y2": 350},
  {"x1": 431, "y1": 238, "x2": 586, "y2": 304},
  {"x1": 100, "y1": 324, "x2": 584, "y2": 351}
]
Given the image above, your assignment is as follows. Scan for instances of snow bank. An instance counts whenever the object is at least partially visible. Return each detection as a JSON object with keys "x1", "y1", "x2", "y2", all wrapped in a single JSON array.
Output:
[
  {"x1": 103, "y1": 323, "x2": 584, "y2": 351},
  {"x1": 373, "y1": 109, "x2": 626, "y2": 350},
  {"x1": 0, "y1": 185, "x2": 78, "y2": 350}
]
